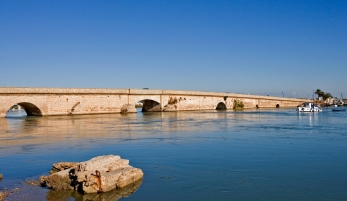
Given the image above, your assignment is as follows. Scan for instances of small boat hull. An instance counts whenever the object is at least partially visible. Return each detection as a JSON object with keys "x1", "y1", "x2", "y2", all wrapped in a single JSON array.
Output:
[
  {"x1": 332, "y1": 109, "x2": 346, "y2": 112},
  {"x1": 297, "y1": 107, "x2": 322, "y2": 112}
]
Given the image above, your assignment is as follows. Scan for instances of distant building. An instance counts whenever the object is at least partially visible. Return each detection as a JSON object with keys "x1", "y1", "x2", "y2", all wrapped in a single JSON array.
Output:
[{"x1": 325, "y1": 97, "x2": 334, "y2": 105}]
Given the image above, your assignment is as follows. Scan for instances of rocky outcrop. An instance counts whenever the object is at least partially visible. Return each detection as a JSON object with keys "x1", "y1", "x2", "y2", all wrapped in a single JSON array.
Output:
[
  {"x1": 0, "y1": 174, "x2": 3, "y2": 179},
  {"x1": 40, "y1": 155, "x2": 143, "y2": 194}
]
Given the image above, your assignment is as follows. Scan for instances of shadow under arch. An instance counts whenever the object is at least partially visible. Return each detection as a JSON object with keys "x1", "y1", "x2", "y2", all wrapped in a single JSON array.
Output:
[
  {"x1": 139, "y1": 99, "x2": 161, "y2": 112},
  {"x1": 16, "y1": 102, "x2": 42, "y2": 116},
  {"x1": 216, "y1": 102, "x2": 227, "y2": 110},
  {"x1": 276, "y1": 104, "x2": 280, "y2": 108}
]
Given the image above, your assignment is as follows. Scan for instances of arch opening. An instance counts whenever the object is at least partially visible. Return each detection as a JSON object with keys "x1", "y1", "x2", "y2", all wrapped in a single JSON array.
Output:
[
  {"x1": 5, "y1": 104, "x2": 27, "y2": 118},
  {"x1": 135, "y1": 102, "x2": 143, "y2": 108},
  {"x1": 276, "y1": 104, "x2": 280, "y2": 108},
  {"x1": 216, "y1": 102, "x2": 227, "y2": 110},
  {"x1": 140, "y1": 99, "x2": 161, "y2": 112},
  {"x1": 17, "y1": 102, "x2": 42, "y2": 116}
]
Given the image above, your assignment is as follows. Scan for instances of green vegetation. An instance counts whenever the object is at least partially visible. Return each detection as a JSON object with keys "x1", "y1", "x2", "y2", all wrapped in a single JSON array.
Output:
[
  {"x1": 233, "y1": 100, "x2": 244, "y2": 109},
  {"x1": 315, "y1": 89, "x2": 333, "y2": 100}
]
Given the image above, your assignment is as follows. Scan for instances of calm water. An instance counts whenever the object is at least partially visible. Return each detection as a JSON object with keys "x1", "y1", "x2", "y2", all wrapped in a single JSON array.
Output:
[{"x1": 0, "y1": 108, "x2": 347, "y2": 200}]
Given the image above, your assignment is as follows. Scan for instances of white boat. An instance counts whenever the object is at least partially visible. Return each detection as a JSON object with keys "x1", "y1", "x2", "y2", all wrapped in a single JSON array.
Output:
[
  {"x1": 338, "y1": 92, "x2": 345, "y2": 106},
  {"x1": 297, "y1": 102, "x2": 322, "y2": 112}
]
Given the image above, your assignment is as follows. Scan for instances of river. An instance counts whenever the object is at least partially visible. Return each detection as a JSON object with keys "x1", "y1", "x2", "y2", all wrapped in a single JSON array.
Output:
[{"x1": 0, "y1": 108, "x2": 346, "y2": 200}]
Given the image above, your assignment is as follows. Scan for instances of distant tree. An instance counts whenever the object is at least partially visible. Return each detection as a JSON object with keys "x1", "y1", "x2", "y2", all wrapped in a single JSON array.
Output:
[
  {"x1": 323, "y1": 93, "x2": 333, "y2": 100},
  {"x1": 315, "y1": 89, "x2": 333, "y2": 100},
  {"x1": 315, "y1": 89, "x2": 324, "y2": 98}
]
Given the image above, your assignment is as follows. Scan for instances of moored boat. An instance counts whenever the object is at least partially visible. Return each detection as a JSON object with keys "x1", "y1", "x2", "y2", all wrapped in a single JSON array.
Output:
[
  {"x1": 297, "y1": 102, "x2": 322, "y2": 112},
  {"x1": 332, "y1": 108, "x2": 346, "y2": 112}
]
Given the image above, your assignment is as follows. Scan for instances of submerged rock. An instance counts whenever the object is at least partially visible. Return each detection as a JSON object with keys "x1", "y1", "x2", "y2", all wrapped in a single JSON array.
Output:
[
  {"x1": 0, "y1": 174, "x2": 3, "y2": 179},
  {"x1": 40, "y1": 155, "x2": 143, "y2": 194},
  {"x1": 25, "y1": 179, "x2": 41, "y2": 186}
]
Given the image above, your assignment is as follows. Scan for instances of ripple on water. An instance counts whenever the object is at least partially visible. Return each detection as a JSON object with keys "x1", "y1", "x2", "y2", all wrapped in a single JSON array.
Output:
[{"x1": 0, "y1": 108, "x2": 347, "y2": 200}]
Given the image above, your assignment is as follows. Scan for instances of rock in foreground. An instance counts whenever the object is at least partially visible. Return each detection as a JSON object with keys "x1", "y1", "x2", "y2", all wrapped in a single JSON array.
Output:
[
  {"x1": 40, "y1": 155, "x2": 143, "y2": 194},
  {"x1": 0, "y1": 191, "x2": 8, "y2": 201}
]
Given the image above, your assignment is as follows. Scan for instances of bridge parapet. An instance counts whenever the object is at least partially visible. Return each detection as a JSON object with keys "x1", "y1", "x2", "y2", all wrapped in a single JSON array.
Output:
[
  {"x1": 129, "y1": 89, "x2": 162, "y2": 95},
  {"x1": 0, "y1": 87, "x2": 129, "y2": 94},
  {"x1": 0, "y1": 87, "x2": 308, "y2": 102}
]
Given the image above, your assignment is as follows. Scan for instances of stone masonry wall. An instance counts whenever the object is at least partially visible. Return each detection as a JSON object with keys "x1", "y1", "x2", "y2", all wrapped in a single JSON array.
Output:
[{"x1": 0, "y1": 87, "x2": 306, "y2": 117}]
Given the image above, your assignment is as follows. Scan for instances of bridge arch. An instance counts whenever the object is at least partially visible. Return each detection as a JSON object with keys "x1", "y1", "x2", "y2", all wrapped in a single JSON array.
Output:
[
  {"x1": 17, "y1": 102, "x2": 42, "y2": 116},
  {"x1": 6, "y1": 102, "x2": 42, "y2": 116},
  {"x1": 216, "y1": 102, "x2": 227, "y2": 110},
  {"x1": 139, "y1": 99, "x2": 161, "y2": 112}
]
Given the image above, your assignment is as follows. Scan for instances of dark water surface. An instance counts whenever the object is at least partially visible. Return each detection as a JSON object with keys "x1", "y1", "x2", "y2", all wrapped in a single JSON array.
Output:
[{"x1": 1, "y1": 108, "x2": 347, "y2": 200}]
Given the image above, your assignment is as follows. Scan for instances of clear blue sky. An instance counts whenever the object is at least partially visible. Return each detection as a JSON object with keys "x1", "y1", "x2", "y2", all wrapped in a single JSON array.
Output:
[{"x1": 1, "y1": 0, "x2": 346, "y2": 98}]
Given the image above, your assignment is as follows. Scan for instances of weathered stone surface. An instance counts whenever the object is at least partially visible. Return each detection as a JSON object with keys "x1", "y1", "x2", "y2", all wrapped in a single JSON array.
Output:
[
  {"x1": 41, "y1": 155, "x2": 143, "y2": 194},
  {"x1": 117, "y1": 168, "x2": 144, "y2": 188},
  {"x1": 162, "y1": 104, "x2": 177, "y2": 111},
  {"x1": 120, "y1": 104, "x2": 137, "y2": 114},
  {"x1": 79, "y1": 155, "x2": 121, "y2": 172},
  {"x1": 81, "y1": 168, "x2": 123, "y2": 193},
  {"x1": 50, "y1": 162, "x2": 78, "y2": 174},
  {"x1": 44, "y1": 174, "x2": 73, "y2": 190}
]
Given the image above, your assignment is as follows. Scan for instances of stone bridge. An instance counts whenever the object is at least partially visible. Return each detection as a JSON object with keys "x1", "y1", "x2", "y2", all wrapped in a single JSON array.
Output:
[{"x1": 0, "y1": 87, "x2": 307, "y2": 117}]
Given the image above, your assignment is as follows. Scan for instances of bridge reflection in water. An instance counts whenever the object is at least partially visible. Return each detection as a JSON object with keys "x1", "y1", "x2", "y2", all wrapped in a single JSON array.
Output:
[{"x1": 0, "y1": 108, "x2": 281, "y2": 153}]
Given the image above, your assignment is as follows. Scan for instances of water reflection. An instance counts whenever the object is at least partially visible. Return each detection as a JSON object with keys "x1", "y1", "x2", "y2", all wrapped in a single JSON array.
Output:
[
  {"x1": 46, "y1": 179, "x2": 142, "y2": 201},
  {"x1": 1, "y1": 110, "x2": 239, "y2": 150},
  {"x1": 297, "y1": 112, "x2": 320, "y2": 127},
  {"x1": 1, "y1": 108, "x2": 338, "y2": 150},
  {"x1": 1, "y1": 108, "x2": 347, "y2": 200},
  {"x1": 5, "y1": 109, "x2": 27, "y2": 118}
]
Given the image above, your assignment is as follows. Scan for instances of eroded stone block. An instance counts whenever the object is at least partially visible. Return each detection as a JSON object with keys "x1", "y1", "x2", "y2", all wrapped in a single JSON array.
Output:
[{"x1": 41, "y1": 155, "x2": 143, "y2": 194}]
